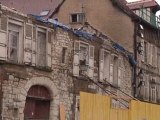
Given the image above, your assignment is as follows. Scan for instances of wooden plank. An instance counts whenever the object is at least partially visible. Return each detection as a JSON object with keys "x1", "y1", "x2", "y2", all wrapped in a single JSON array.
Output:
[{"x1": 60, "y1": 104, "x2": 66, "y2": 120}]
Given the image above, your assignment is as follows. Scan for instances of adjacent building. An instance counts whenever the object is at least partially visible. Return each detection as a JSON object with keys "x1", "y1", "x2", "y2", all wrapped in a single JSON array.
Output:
[
  {"x1": 127, "y1": 0, "x2": 160, "y2": 103},
  {"x1": 50, "y1": 0, "x2": 135, "y2": 53}
]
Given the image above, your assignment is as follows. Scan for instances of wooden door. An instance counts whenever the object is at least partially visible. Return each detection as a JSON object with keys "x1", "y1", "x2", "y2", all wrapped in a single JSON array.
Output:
[{"x1": 24, "y1": 85, "x2": 51, "y2": 120}]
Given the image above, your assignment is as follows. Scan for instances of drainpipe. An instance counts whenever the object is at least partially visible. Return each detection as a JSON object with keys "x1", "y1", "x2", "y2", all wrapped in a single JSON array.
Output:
[{"x1": 133, "y1": 22, "x2": 138, "y2": 98}]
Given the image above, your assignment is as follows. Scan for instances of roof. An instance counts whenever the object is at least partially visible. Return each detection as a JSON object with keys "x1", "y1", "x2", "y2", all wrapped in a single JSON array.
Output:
[
  {"x1": 0, "y1": 0, "x2": 62, "y2": 17},
  {"x1": 127, "y1": 0, "x2": 160, "y2": 10}
]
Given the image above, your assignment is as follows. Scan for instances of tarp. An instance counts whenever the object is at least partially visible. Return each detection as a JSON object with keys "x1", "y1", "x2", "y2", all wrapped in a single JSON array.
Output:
[
  {"x1": 128, "y1": 54, "x2": 137, "y2": 66},
  {"x1": 31, "y1": 15, "x2": 96, "y2": 40},
  {"x1": 112, "y1": 43, "x2": 137, "y2": 66},
  {"x1": 74, "y1": 29, "x2": 96, "y2": 40},
  {"x1": 113, "y1": 43, "x2": 126, "y2": 53}
]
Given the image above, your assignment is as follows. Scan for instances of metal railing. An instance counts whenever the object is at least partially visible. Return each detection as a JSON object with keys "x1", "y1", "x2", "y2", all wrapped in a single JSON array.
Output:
[{"x1": 134, "y1": 8, "x2": 160, "y2": 29}]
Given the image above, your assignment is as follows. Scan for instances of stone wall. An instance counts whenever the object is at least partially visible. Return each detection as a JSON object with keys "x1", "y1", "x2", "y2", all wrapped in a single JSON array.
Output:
[{"x1": 1, "y1": 28, "x2": 74, "y2": 120}]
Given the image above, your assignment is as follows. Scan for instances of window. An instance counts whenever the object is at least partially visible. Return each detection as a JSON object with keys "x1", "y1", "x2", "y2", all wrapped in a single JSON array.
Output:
[
  {"x1": 71, "y1": 13, "x2": 85, "y2": 23},
  {"x1": 144, "y1": 41, "x2": 147, "y2": 62},
  {"x1": 79, "y1": 43, "x2": 89, "y2": 75},
  {"x1": 62, "y1": 47, "x2": 67, "y2": 63},
  {"x1": 8, "y1": 22, "x2": 23, "y2": 63},
  {"x1": 73, "y1": 41, "x2": 94, "y2": 78},
  {"x1": 37, "y1": 29, "x2": 47, "y2": 67},
  {"x1": 103, "y1": 51, "x2": 110, "y2": 82},
  {"x1": 143, "y1": 75, "x2": 149, "y2": 101},
  {"x1": 150, "y1": 77, "x2": 157, "y2": 102},
  {"x1": 79, "y1": 44, "x2": 89, "y2": 66},
  {"x1": 8, "y1": 30, "x2": 19, "y2": 62},
  {"x1": 110, "y1": 55, "x2": 118, "y2": 86}
]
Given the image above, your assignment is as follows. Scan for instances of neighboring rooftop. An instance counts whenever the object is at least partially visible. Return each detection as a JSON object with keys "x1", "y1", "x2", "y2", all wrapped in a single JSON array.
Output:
[
  {"x1": 127, "y1": 0, "x2": 160, "y2": 10},
  {"x1": 0, "y1": 0, "x2": 61, "y2": 17}
]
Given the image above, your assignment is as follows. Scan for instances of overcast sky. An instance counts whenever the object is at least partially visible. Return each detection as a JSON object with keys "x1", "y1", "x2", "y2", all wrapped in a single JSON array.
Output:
[{"x1": 126, "y1": 0, "x2": 160, "y2": 4}]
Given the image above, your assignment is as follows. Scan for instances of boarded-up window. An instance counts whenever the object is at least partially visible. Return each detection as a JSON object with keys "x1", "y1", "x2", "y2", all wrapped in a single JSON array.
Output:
[{"x1": 37, "y1": 30, "x2": 46, "y2": 67}]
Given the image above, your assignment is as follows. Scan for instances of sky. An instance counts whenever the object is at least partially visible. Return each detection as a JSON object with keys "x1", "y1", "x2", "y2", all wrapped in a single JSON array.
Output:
[{"x1": 126, "y1": 0, "x2": 160, "y2": 4}]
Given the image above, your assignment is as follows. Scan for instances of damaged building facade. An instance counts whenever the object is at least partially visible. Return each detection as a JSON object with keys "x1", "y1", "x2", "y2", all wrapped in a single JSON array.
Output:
[
  {"x1": 0, "y1": 3, "x2": 134, "y2": 120},
  {"x1": 49, "y1": 0, "x2": 160, "y2": 105},
  {"x1": 128, "y1": 0, "x2": 160, "y2": 103}
]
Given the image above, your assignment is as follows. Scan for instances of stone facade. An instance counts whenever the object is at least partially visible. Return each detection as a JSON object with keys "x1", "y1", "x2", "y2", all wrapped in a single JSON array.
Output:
[{"x1": 0, "y1": 4, "x2": 133, "y2": 120}]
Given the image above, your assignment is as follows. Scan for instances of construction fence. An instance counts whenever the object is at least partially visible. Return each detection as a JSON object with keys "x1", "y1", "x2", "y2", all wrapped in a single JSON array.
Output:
[{"x1": 80, "y1": 92, "x2": 160, "y2": 120}]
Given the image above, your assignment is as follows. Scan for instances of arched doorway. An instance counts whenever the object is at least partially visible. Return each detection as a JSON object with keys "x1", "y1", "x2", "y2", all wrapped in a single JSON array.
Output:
[{"x1": 24, "y1": 85, "x2": 51, "y2": 120}]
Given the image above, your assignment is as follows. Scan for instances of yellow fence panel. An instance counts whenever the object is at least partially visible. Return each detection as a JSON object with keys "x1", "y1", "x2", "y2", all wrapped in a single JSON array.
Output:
[
  {"x1": 80, "y1": 92, "x2": 160, "y2": 120},
  {"x1": 110, "y1": 109, "x2": 118, "y2": 120},
  {"x1": 80, "y1": 92, "x2": 110, "y2": 120}
]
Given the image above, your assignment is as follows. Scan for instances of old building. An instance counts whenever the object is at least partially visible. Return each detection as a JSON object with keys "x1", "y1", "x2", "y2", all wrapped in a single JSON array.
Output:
[
  {"x1": 127, "y1": 0, "x2": 160, "y2": 103},
  {"x1": 49, "y1": 0, "x2": 135, "y2": 53},
  {"x1": 0, "y1": 4, "x2": 74, "y2": 120},
  {"x1": 0, "y1": 2, "x2": 134, "y2": 120}
]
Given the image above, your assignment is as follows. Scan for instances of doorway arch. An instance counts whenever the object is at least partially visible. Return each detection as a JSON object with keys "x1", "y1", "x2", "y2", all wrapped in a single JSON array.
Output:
[{"x1": 24, "y1": 85, "x2": 51, "y2": 120}]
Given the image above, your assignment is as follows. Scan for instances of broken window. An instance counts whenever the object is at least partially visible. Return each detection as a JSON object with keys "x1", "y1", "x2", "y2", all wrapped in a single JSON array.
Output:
[
  {"x1": 37, "y1": 30, "x2": 47, "y2": 67},
  {"x1": 71, "y1": 13, "x2": 85, "y2": 23}
]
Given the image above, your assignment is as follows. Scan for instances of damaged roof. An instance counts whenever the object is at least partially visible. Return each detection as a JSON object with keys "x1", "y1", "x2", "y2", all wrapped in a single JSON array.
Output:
[{"x1": 0, "y1": 0, "x2": 62, "y2": 17}]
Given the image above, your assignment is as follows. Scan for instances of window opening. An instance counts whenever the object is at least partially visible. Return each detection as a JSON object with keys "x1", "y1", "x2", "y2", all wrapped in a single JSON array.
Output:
[
  {"x1": 103, "y1": 52, "x2": 110, "y2": 82},
  {"x1": 71, "y1": 13, "x2": 85, "y2": 23},
  {"x1": 37, "y1": 31, "x2": 47, "y2": 67},
  {"x1": 8, "y1": 30, "x2": 19, "y2": 62},
  {"x1": 62, "y1": 47, "x2": 67, "y2": 63}
]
